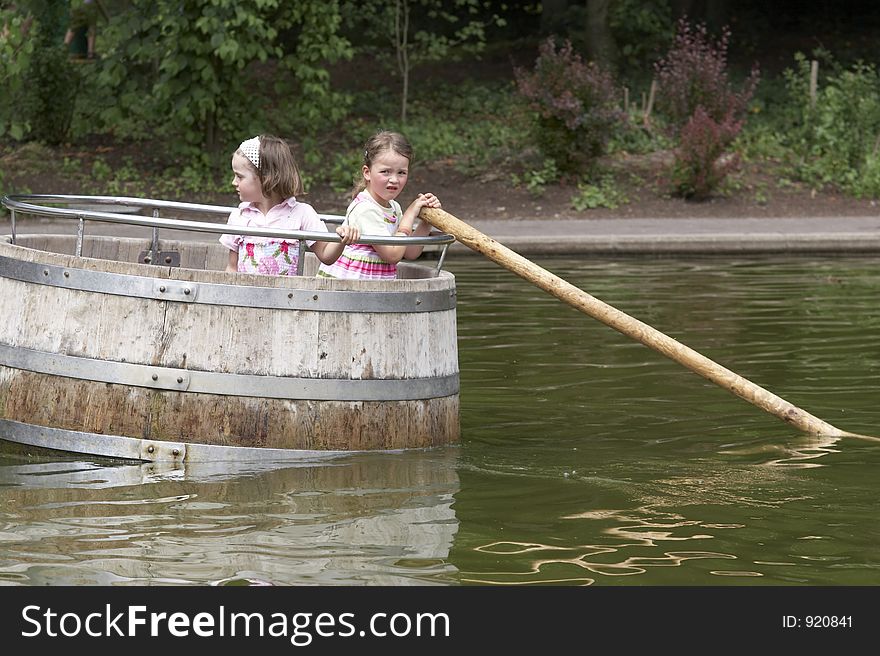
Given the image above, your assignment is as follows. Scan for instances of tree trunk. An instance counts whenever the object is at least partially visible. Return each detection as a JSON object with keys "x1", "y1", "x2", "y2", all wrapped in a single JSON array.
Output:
[
  {"x1": 669, "y1": 0, "x2": 697, "y2": 19},
  {"x1": 541, "y1": 0, "x2": 569, "y2": 35},
  {"x1": 585, "y1": 0, "x2": 618, "y2": 69},
  {"x1": 705, "y1": 0, "x2": 730, "y2": 32},
  {"x1": 395, "y1": 0, "x2": 410, "y2": 124},
  {"x1": 671, "y1": 0, "x2": 730, "y2": 31}
]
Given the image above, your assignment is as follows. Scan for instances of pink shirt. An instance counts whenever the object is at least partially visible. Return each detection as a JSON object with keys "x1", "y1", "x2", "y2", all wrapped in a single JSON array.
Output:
[
  {"x1": 219, "y1": 197, "x2": 324, "y2": 250},
  {"x1": 220, "y1": 197, "x2": 327, "y2": 276}
]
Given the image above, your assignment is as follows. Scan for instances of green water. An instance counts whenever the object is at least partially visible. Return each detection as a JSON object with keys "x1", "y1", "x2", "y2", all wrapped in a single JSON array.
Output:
[{"x1": 1, "y1": 256, "x2": 878, "y2": 585}]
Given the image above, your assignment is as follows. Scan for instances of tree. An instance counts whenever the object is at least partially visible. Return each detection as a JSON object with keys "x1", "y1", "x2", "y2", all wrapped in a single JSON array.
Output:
[
  {"x1": 344, "y1": 0, "x2": 505, "y2": 123},
  {"x1": 95, "y1": 1, "x2": 351, "y2": 150},
  {"x1": 585, "y1": 0, "x2": 619, "y2": 69}
]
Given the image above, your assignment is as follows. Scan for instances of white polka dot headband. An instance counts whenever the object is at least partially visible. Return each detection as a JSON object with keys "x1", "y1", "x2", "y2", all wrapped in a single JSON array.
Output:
[{"x1": 239, "y1": 136, "x2": 260, "y2": 170}]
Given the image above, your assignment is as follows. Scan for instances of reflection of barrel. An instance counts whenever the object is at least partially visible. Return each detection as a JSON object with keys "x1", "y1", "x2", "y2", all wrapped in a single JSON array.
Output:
[
  {"x1": 0, "y1": 449, "x2": 461, "y2": 585},
  {"x1": 0, "y1": 235, "x2": 459, "y2": 460}
]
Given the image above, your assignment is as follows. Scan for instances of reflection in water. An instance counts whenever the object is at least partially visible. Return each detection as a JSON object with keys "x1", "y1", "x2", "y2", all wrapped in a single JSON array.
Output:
[
  {"x1": 448, "y1": 255, "x2": 880, "y2": 586},
  {"x1": 2, "y1": 256, "x2": 879, "y2": 586},
  {"x1": 0, "y1": 448, "x2": 460, "y2": 585}
]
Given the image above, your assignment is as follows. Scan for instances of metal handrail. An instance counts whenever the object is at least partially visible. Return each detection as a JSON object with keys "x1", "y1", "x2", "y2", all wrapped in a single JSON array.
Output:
[{"x1": 2, "y1": 194, "x2": 454, "y2": 275}]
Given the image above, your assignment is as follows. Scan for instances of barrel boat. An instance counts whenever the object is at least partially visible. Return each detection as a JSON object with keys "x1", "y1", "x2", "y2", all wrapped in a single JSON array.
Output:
[{"x1": 0, "y1": 195, "x2": 460, "y2": 462}]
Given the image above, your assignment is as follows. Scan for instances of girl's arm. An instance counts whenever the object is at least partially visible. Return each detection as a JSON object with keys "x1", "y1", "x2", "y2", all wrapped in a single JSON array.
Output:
[
  {"x1": 225, "y1": 249, "x2": 239, "y2": 273},
  {"x1": 372, "y1": 193, "x2": 441, "y2": 264},
  {"x1": 402, "y1": 193, "x2": 441, "y2": 260},
  {"x1": 404, "y1": 210, "x2": 438, "y2": 260},
  {"x1": 311, "y1": 224, "x2": 361, "y2": 264}
]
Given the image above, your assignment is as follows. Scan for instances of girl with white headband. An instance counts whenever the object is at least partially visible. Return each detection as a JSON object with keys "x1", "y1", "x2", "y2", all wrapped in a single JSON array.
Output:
[{"x1": 220, "y1": 135, "x2": 359, "y2": 276}]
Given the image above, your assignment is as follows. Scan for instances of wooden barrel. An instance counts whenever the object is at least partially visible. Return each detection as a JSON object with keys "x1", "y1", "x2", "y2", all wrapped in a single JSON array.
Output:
[{"x1": 0, "y1": 234, "x2": 459, "y2": 461}]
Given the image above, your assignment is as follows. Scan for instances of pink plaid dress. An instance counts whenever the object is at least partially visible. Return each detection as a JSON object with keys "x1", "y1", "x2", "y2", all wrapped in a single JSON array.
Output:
[{"x1": 317, "y1": 192, "x2": 402, "y2": 280}]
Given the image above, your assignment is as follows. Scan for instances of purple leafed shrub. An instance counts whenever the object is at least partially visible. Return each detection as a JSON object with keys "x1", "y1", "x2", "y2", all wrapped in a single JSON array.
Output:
[
  {"x1": 654, "y1": 20, "x2": 759, "y2": 198},
  {"x1": 516, "y1": 38, "x2": 625, "y2": 174},
  {"x1": 672, "y1": 106, "x2": 744, "y2": 198}
]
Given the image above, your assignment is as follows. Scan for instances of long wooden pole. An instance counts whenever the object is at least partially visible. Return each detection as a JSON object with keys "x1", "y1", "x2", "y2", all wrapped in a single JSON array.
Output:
[{"x1": 421, "y1": 207, "x2": 875, "y2": 440}]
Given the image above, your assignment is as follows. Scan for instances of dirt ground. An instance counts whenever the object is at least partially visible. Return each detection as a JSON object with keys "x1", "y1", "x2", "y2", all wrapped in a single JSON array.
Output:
[
  {"x1": 304, "y1": 152, "x2": 880, "y2": 223},
  {"x1": 3, "y1": 138, "x2": 878, "y2": 224}
]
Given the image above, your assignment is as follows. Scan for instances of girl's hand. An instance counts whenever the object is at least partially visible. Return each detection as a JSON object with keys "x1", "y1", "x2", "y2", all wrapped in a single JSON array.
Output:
[
  {"x1": 336, "y1": 224, "x2": 360, "y2": 245},
  {"x1": 415, "y1": 192, "x2": 441, "y2": 209}
]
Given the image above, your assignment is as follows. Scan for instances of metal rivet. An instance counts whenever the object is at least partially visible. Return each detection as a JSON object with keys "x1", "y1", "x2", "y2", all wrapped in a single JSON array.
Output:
[
  {"x1": 164, "y1": 257, "x2": 172, "y2": 264},
  {"x1": 158, "y1": 285, "x2": 166, "y2": 292},
  {"x1": 172, "y1": 448, "x2": 180, "y2": 456},
  {"x1": 288, "y1": 293, "x2": 293, "y2": 299},
  {"x1": 147, "y1": 445, "x2": 154, "y2": 453},
  {"x1": 42, "y1": 269, "x2": 49, "y2": 276},
  {"x1": 312, "y1": 294, "x2": 318, "y2": 301},
  {"x1": 63, "y1": 271, "x2": 70, "y2": 278},
  {"x1": 184, "y1": 288, "x2": 191, "y2": 295},
  {"x1": 151, "y1": 374, "x2": 158, "y2": 381},
  {"x1": 177, "y1": 376, "x2": 183, "y2": 384},
  {"x1": 415, "y1": 298, "x2": 422, "y2": 305}
]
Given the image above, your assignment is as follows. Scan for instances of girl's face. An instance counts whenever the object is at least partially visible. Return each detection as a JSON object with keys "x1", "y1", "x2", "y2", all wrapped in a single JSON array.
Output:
[
  {"x1": 231, "y1": 152, "x2": 263, "y2": 204},
  {"x1": 363, "y1": 149, "x2": 410, "y2": 205}
]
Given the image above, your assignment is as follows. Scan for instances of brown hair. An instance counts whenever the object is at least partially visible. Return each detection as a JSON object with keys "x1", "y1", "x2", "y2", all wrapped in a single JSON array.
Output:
[
  {"x1": 236, "y1": 134, "x2": 303, "y2": 199},
  {"x1": 353, "y1": 130, "x2": 414, "y2": 198}
]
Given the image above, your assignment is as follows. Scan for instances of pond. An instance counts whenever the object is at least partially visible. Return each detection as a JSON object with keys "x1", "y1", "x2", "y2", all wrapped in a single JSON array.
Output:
[{"x1": 0, "y1": 255, "x2": 878, "y2": 586}]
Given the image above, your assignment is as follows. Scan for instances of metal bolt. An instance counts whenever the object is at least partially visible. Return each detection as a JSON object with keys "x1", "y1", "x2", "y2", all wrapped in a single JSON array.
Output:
[
  {"x1": 151, "y1": 374, "x2": 158, "y2": 381},
  {"x1": 158, "y1": 285, "x2": 166, "y2": 292},
  {"x1": 184, "y1": 288, "x2": 191, "y2": 295},
  {"x1": 177, "y1": 376, "x2": 183, "y2": 384},
  {"x1": 313, "y1": 294, "x2": 318, "y2": 301},
  {"x1": 42, "y1": 269, "x2": 48, "y2": 276},
  {"x1": 288, "y1": 293, "x2": 293, "y2": 299},
  {"x1": 415, "y1": 298, "x2": 422, "y2": 305},
  {"x1": 63, "y1": 271, "x2": 70, "y2": 278},
  {"x1": 147, "y1": 445, "x2": 154, "y2": 453},
  {"x1": 172, "y1": 448, "x2": 180, "y2": 456},
  {"x1": 164, "y1": 257, "x2": 172, "y2": 264}
]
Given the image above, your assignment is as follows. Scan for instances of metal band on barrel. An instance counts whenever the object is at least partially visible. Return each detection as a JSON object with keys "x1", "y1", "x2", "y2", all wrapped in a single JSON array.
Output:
[
  {"x1": 0, "y1": 254, "x2": 456, "y2": 313},
  {"x1": 0, "y1": 418, "x2": 357, "y2": 462},
  {"x1": 0, "y1": 344, "x2": 460, "y2": 401}
]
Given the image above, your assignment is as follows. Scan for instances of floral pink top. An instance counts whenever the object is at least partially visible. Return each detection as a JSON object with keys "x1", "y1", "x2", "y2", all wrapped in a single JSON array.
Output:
[{"x1": 219, "y1": 197, "x2": 326, "y2": 276}]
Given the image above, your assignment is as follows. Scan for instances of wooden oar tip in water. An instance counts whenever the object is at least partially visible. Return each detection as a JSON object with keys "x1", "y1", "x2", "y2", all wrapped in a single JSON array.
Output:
[{"x1": 421, "y1": 207, "x2": 879, "y2": 442}]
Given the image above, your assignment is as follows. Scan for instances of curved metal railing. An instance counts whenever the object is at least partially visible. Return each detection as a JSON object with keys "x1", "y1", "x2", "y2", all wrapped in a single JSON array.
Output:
[{"x1": 1, "y1": 194, "x2": 455, "y2": 275}]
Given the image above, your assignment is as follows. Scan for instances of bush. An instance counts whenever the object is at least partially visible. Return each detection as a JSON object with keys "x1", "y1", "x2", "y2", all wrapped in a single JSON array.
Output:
[
  {"x1": 18, "y1": 45, "x2": 80, "y2": 145},
  {"x1": 654, "y1": 20, "x2": 758, "y2": 198},
  {"x1": 0, "y1": 9, "x2": 35, "y2": 140},
  {"x1": 670, "y1": 107, "x2": 743, "y2": 198},
  {"x1": 515, "y1": 38, "x2": 625, "y2": 175},
  {"x1": 782, "y1": 52, "x2": 880, "y2": 198}
]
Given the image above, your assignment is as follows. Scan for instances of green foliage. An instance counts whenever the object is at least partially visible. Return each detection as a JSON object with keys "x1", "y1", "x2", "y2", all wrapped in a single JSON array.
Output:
[
  {"x1": 296, "y1": 79, "x2": 526, "y2": 193},
  {"x1": 511, "y1": 158, "x2": 560, "y2": 196},
  {"x1": 22, "y1": 46, "x2": 80, "y2": 145},
  {"x1": 781, "y1": 52, "x2": 880, "y2": 197},
  {"x1": 342, "y1": 0, "x2": 505, "y2": 122},
  {"x1": 608, "y1": 107, "x2": 673, "y2": 155},
  {"x1": 0, "y1": 8, "x2": 34, "y2": 140},
  {"x1": 408, "y1": 82, "x2": 526, "y2": 172},
  {"x1": 1, "y1": 5, "x2": 79, "y2": 144},
  {"x1": 570, "y1": 175, "x2": 628, "y2": 210},
  {"x1": 93, "y1": 1, "x2": 351, "y2": 151},
  {"x1": 275, "y1": 1, "x2": 353, "y2": 130},
  {"x1": 609, "y1": 0, "x2": 674, "y2": 72},
  {"x1": 91, "y1": 158, "x2": 112, "y2": 182}
]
